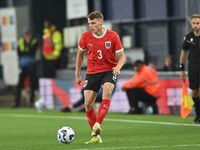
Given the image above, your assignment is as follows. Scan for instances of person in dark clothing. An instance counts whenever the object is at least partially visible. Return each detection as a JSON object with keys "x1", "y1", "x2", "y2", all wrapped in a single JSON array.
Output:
[
  {"x1": 122, "y1": 60, "x2": 161, "y2": 114},
  {"x1": 179, "y1": 14, "x2": 200, "y2": 123},
  {"x1": 14, "y1": 30, "x2": 38, "y2": 107}
]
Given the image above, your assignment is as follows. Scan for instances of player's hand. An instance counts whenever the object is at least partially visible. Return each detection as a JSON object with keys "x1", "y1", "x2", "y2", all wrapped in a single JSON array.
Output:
[
  {"x1": 112, "y1": 67, "x2": 121, "y2": 76},
  {"x1": 75, "y1": 74, "x2": 82, "y2": 85},
  {"x1": 179, "y1": 71, "x2": 186, "y2": 81}
]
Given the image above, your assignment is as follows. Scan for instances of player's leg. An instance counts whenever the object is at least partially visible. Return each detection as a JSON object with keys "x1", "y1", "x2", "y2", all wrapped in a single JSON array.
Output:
[
  {"x1": 84, "y1": 73, "x2": 102, "y2": 129},
  {"x1": 84, "y1": 90, "x2": 98, "y2": 128},
  {"x1": 93, "y1": 71, "x2": 116, "y2": 135},
  {"x1": 188, "y1": 70, "x2": 200, "y2": 123},
  {"x1": 84, "y1": 90, "x2": 104, "y2": 144},
  {"x1": 90, "y1": 82, "x2": 114, "y2": 140},
  {"x1": 191, "y1": 89, "x2": 200, "y2": 123},
  {"x1": 84, "y1": 73, "x2": 103, "y2": 144},
  {"x1": 96, "y1": 82, "x2": 114, "y2": 124}
]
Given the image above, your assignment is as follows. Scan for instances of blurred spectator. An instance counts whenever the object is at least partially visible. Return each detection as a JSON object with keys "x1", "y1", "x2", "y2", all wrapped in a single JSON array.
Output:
[
  {"x1": 41, "y1": 20, "x2": 63, "y2": 78},
  {"x1": 163, "y1": 55, "x2": 175, "y2": 71},
  {"x1": 14, "y1": 30, "x2": 38, "y2": 107},
  {"x1": 122, "y1": 60, "x2": 161, "y2": 114}
]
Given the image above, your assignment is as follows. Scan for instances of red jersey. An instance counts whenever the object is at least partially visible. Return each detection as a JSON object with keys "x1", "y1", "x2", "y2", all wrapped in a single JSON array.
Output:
[{"x1": 78, "y1": 29, "x2": 124, "y2": 74}]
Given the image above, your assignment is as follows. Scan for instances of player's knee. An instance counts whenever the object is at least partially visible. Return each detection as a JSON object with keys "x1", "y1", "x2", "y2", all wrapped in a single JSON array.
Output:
[
  {"x1": 103, "y1": 90, "x2": 112, "y2": 99},
  {"x1": 84, "y1": 101, "x2": 93, "y2": 110}
]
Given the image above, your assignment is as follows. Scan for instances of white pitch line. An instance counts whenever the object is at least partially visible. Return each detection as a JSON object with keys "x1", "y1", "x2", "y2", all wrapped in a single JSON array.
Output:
[
  {"x1": 106, "y1": 118, "x2": 200, "y2": 127},
  {"x1": 0, "y1": 113, "x2": 200, "y2": 127},
  {"x1": 73, "y1": 144, "x2": 200, "y2": 150}
]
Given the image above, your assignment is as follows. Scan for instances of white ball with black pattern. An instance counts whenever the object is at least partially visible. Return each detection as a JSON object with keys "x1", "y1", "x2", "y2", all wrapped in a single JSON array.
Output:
[{"x1": 57, "y1": 126, "x2": 75, "y2": 144}]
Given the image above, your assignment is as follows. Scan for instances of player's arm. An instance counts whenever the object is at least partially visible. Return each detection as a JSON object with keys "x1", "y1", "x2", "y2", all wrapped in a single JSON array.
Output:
[
  {"x1": 179, "y1": 49, "x2": 189, "y2": 81},
  {"x1": 75, "y1": 49, "x2": 84, "y2": 84},
  {"x1": 112, "y1": 51, "x2": 126, "y2": 76}
]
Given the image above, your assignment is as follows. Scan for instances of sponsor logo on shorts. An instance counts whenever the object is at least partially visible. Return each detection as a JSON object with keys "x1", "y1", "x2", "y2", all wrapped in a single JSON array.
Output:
[
  {"x1": 84, "y1": 80, "x2": 88, "y2": 87},
  {"x1": 112, "y1": 75, "x2": 117, "y2": 82}
]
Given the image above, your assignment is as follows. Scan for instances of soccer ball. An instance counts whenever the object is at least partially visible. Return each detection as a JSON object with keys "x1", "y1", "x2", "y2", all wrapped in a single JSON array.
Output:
[{"x1": 57, "y1": 126, "x2": 75, "y2": 144}]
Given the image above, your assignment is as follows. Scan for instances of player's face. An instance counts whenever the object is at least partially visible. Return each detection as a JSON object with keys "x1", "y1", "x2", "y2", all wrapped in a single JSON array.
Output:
[
  {"x1": 191, "y1": 18, "x2": 200, "y2": 32},
  {"x1": 87, "y1": 18, "x2": 103, "y2": 34}
]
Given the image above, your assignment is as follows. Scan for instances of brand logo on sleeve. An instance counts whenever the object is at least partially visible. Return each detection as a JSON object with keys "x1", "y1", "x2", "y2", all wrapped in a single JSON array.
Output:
[{"x1": 88, "y1": 43, "x2": 93, "y2": 47}]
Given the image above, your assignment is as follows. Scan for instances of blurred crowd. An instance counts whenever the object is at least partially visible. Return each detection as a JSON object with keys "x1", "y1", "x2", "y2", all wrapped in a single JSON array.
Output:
[{"x1": 13, "y1": 20, "x2": 65, "y2": 108}]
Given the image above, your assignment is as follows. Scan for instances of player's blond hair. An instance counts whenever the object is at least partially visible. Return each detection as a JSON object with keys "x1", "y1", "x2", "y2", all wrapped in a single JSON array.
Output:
[
  {"x1": 87, "y1": 11, "x2": 104, "y2": 20},
  {"x1": 191, "y1": 14, "x2": 200, "y2": 19}
]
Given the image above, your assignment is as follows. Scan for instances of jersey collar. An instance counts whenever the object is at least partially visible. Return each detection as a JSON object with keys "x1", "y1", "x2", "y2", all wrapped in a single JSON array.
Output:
[{"x1": 92, "y1": 28, "x2": 107, "y2": 39}]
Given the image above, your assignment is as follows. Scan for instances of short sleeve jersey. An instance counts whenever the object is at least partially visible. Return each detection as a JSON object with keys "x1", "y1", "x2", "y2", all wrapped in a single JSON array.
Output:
[
  {"x1": 78, "y1": 29, "x2": 124, "y2": 74},
  {"x1": 182, "y1": 31, "x2": 200, "y2": 63}
]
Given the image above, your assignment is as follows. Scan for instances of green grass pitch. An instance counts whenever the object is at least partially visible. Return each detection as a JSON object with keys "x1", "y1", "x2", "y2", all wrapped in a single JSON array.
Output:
[{"x1": 0, "y1": 108, "x2": 200, "y2": 150}]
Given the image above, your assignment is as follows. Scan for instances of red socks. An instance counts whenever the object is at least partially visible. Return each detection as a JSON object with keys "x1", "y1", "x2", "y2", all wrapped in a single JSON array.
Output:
[
  {"x1": 96, "y1": 99, "x2": 110, "y2": 124},
  {"x1": 86, "y1": 109, "x2": 96, "y2": 128},
  {"x1": 86, "y1": 99, "x2": 110, "y2": 128}
]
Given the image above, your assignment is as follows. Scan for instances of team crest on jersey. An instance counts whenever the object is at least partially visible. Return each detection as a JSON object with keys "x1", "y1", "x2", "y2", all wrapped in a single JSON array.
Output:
[{"x1": 105, "y1": 41, "x2": 111, "y2": 49}]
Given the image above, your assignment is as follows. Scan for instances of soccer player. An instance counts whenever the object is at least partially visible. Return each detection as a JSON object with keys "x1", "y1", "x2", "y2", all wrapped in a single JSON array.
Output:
[
  {"x1": 75, "y1": 11, "x2": 126, "y2": 144},
  {"x1": 179, "y1": 14, "x2": 200, "y2": 123}
]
